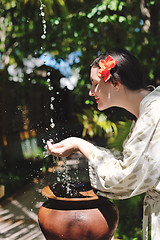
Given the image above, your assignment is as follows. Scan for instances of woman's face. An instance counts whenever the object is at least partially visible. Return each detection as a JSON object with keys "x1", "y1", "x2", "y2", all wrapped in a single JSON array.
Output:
[{"x1": 89, "y1": 66, "x2": 120, "y2": 110}]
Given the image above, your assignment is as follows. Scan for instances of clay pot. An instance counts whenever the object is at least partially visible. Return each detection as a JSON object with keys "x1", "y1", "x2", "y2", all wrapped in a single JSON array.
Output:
[{"x1": 38, "y1": 183, "x2": 119, "y2": 240}]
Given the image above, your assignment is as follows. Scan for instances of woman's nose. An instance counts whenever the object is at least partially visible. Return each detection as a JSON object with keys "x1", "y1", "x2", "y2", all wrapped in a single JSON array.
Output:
[
  {"x1": 89, "y1": 85, "x2": 95, "y2": 96},
  {"x1": 89, "y1": 88, "x2": 95, "y2": 96}
]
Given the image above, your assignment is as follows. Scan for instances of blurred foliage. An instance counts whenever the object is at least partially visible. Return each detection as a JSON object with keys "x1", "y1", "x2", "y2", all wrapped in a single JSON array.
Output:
[
  {"x1": 1, "y1": 0, "x2": 160, "y2": 87},
  {"x1": 77, "y1": 108, "x2": 133, "y2": 151},
  {"x1": 113, "y1": 194, "x2": 144, "y2": 239},
  {"x1": 108, "y1": 120, "x2": 132, "y2": 151},
  {"x1": 77, "y1": 108, "x2": 118, "y2": 138},
  {"x1": 0, "y1": 159, "x2": 42, "y2": 197}
]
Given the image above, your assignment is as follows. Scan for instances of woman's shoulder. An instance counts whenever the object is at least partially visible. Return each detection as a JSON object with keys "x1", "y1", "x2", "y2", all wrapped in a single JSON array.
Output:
[{"x1": 140, "y1": 86, "x2": 160, "y2": 111}]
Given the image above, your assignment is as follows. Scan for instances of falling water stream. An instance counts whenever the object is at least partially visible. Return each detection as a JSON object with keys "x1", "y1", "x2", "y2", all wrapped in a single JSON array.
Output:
[{"x1": 39, "y1": 0, "x2": 83, "y2": 198}]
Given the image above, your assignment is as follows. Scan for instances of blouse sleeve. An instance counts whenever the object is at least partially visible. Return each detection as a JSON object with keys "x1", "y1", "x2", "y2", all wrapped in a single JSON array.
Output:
[{"x1": 88, "y1": 99, "x2": 160, "y2": 199}]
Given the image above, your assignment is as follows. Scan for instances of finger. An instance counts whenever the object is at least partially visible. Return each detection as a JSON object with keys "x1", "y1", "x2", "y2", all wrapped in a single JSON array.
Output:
[
  {"x1": 47, "y1": 141, "x2": 64, "y2": 150},
  {"x1": 47, "y1": 141, "x2": 53, "y2": 148},
  {"x1": 47, "y1": 141, "x2": 59, "y2": 151},
  {"x1": 49, "y1": 147, "x2": 65, "y2": 157}
]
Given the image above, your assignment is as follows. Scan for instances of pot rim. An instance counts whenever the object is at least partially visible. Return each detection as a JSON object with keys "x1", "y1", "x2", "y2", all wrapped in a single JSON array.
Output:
[{"x1": 41, "y1": 185, "x2": 99, "y2": 202}]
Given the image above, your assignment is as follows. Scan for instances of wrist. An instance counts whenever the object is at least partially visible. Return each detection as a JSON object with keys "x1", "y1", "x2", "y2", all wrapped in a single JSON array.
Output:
[{"x1": 68, "y1": 137, "x2": 80, "y2": 152}]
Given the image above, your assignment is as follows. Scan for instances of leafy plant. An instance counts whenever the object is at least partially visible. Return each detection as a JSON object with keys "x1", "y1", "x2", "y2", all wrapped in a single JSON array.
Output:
[
  {"x1": 108, "y1": 120, "x2": 132, "y2": 151},
  {"x1": 114, "y1": 194, "x2": 144, "y2": 239},
  {"x1": 77, "y1": 108, "x2": 118, "y2": 138}
]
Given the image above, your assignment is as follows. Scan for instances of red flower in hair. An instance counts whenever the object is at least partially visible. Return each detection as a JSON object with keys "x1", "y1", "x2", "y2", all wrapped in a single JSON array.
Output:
[{"x1": 98, "y1": 55, "x2": 118, "y2": 82}]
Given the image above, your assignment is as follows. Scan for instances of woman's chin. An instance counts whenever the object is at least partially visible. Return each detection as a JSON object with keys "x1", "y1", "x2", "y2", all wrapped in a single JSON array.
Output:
[
  {"x1": 97, "y1": 105, "x2": 104, "y2": 111},
  {"x1": 97, "y1": 104, "x2": 109, "y2": 111}
]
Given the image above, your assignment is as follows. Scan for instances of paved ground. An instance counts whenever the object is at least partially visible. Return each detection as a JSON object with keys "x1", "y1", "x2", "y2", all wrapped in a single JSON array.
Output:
[
  {"x1": 0, "y1": 180, "x2": 46, "y2": 240},
  {"x1": 0, "y1": 155, "x2": 89, "y2": 240}
]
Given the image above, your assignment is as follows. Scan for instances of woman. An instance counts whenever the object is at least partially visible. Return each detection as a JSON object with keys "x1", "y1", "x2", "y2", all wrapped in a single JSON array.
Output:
[{"x1": 47, "y1": 48, "x2": 160, "y2": 240}]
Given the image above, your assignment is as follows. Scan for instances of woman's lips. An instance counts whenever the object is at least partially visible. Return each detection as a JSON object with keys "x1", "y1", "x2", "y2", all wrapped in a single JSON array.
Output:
[{"x1": 95, "y1": 98, "x2": 99, "y2": 103}]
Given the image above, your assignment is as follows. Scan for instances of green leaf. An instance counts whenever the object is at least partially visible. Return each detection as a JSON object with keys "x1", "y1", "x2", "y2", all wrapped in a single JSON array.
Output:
[{"x1": 119, "y1": 16, "x2": 126, "y2": 23}]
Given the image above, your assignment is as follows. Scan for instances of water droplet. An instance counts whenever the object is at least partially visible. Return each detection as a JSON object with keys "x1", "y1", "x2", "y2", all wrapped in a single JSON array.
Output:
[
  {"x1": 41, "y1": 12, "x2": 45, "y2": 17},
  {"x1": 51, "y1": 97, "x2": 55, "y2": 102},
  {"x1": 41, "y1": 34, "x2": 46, "y2": 39},
  {"x1": 50, "y1": 123, "x2": 55, "y2": 128},
  {"x1": 50, "y1": 104, "x2": 54, "y2": 110},
  {"x1": 49, "y1": 86, "x2": 53, "y2": 91}
]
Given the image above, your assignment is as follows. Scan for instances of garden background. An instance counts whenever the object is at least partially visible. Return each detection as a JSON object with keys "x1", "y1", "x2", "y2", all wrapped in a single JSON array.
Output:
[{"x1": 0, "y1": 0, "x2": 160, "y2": 239}]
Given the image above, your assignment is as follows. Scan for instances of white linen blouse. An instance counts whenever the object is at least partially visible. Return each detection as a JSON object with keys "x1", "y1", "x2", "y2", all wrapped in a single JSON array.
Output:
[{"x1": 88, "y1": 86, "x2": 160, "y2": 240}]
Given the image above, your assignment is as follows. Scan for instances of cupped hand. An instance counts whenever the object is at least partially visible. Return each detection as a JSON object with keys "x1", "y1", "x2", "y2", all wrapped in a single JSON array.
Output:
[{"x1": 46, "y1": 137, "x2": 78, "y2": 158}]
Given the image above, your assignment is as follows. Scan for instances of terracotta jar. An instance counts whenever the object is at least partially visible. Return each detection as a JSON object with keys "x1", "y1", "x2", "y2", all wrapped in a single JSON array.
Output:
[{"x1": 38, "y1": 183, "x2": 119, "y2": 240}]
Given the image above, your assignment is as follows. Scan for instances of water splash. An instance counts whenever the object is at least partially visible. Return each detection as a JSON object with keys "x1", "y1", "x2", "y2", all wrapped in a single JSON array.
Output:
[
  {"x1": 39, "y1": 0, "x2": 55, "y2": 131},
  {"x1": 39, "y1": 1, "x2": 81, "y2": 195},
  {"x1": 40, "y1": 0, "x2": 47, "y2": 40}
]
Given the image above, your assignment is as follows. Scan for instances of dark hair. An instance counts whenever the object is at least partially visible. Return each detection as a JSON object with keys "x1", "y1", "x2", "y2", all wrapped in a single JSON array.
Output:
[{"x1": 90, "y1": 48, "x2": 145, "y2": 90}]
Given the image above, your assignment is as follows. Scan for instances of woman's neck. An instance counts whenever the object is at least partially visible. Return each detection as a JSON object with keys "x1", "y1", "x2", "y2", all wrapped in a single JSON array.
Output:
[{"x1": 120, "y1": 88, "x2": 151, "y2": 119}]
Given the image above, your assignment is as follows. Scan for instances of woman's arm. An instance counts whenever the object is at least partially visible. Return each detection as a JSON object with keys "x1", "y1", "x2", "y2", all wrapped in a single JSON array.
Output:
[{"x1": 47, "y1": 137, "x2": 99, "y2": 160}]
